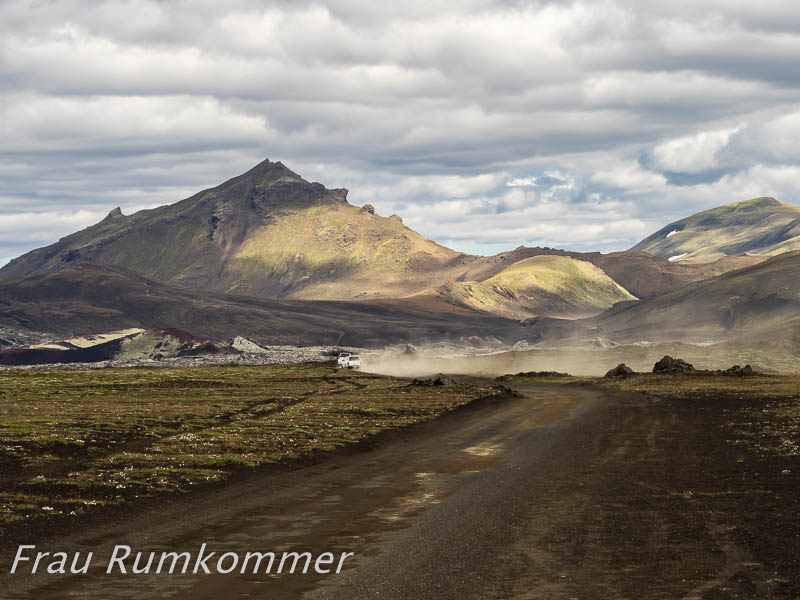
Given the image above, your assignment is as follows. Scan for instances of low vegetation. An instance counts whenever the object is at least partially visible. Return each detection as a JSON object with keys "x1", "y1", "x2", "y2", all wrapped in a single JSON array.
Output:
[
  {"x1": 0, "y1": 363, "x2": 499, "y2": 534},
  {"x1": 598, "y1": 374, "x2": 800, "y2": 460}
]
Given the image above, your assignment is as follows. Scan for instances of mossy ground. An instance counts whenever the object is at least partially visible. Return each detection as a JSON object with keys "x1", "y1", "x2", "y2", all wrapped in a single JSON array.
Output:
[{"x1": 0, "y1": 363, "x2": 497, "y2": 531}]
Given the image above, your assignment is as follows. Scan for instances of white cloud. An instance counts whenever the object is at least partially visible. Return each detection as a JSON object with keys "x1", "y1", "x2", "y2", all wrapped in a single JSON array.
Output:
[
  {"x1": 591, "y1": 161, "x2": 667, "y2": 192},
  {"x1": 506, "y1": 177, "x2": 537, "y2": 187},
  {"x1": 651, "y1": 126, "x2": 741, "y2": 173}
]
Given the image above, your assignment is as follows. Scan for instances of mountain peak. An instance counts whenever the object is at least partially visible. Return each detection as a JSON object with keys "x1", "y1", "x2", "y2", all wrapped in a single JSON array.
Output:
[
  {"x1": 724, "y1": 196, "x2": 782, "y2": 210},
  {"x1": 0, "y1": 159, "x2": 450, "y2": 298},
  {"x1": 240, "y1": 158, "x2": 304, "y2": 184}
]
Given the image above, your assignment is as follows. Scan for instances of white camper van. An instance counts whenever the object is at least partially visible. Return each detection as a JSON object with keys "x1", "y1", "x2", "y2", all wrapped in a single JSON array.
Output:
[{"x1": 337, "y1": 352, "x2": 351, "y2": 367}]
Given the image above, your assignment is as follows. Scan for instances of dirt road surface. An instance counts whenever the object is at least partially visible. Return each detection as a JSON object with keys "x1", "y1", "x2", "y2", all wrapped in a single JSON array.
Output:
[{"x1": 2, "y1": 382, "x2": 797, "y2": 599}]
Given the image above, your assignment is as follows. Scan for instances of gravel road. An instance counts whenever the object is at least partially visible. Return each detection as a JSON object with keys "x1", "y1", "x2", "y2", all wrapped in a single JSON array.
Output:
[{"x1": 4, "y1": 381, "x2": 797, "y2": 599}]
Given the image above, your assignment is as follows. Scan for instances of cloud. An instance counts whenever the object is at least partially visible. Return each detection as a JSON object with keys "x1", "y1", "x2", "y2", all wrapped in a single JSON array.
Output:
[
  {"x1": 651, "y1": 127, "x2": 741, "y2": 173},
  {"x1": 1, "y1": 0, "x2": 800, "y2": 264},
  {"x1": 591, "y1": 161, "x2": 667, "y2": 192}
]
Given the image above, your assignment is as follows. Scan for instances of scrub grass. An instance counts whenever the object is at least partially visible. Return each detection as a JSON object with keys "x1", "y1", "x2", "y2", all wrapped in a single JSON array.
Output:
[{"x1": 0, "y1": 363, "x2": 498, "y2": 529}]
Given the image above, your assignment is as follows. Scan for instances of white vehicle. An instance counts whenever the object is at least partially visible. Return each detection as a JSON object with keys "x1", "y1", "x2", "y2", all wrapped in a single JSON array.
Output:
[
  {"x1": 342, "y1": 355, "x2": 361, "y2": 369},
  {"x1": 337, "y1": 352, "x2": 351, "y2": 367}
]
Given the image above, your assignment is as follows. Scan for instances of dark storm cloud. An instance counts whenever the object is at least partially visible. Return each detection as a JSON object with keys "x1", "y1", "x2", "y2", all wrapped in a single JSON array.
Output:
[{"x1": 2, "y1": 0, "x2": 800, "y2": 264}]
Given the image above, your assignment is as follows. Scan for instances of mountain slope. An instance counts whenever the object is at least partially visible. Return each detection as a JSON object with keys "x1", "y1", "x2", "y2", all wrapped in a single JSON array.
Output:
[
  {"x1": 0, "y1": 264, "x2": 540, "y2": 347},
  {"x1": 455, "y1": 247, "x2": 764, "y2": 299},
  {"x1": 434, "y1": 255, "x2": 636, "y2": 319},
  {"x1": 631, "y1": 197, "x2": 800, "y2": 262},
  {"x1": 585, "y1": 250, "x2": 800, "y2": 343},
  {"x1": 0, "y1": 160, "x2": 467, "y2": 300}
]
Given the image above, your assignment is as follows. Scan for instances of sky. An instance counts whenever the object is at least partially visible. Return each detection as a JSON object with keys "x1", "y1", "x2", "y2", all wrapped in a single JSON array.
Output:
[{"x1": 2, "y1": 0, "x2": 800, "y2": 265}]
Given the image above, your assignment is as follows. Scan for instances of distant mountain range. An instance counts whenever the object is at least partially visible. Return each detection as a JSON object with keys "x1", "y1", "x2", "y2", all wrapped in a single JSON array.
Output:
[
  {"x1": 0, "y1": 159, "x2": 768, "y2": 305},
  {"x1": 1, "y1": 158, "x2": 799, "y2": 352},
  {"x1": 528, "y1": 250, "x2": 800, "y2": 349}
]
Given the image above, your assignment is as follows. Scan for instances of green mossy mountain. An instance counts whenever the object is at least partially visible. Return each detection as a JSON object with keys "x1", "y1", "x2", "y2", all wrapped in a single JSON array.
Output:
[
  {"x1": 631, "y1": 197, "x2": 800, "y2": 262},
  {"x1": 0, "y1": 159, "x2": 466, "y2": 300},
  {"x1": 433, "y1": 255, "x2": 636, "y2": 319}
]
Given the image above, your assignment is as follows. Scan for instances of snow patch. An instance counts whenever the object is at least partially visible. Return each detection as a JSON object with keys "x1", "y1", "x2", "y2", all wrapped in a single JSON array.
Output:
[
  {"x1": 668, "y1": 253, "x2": 688, "y2": 262},
  {"x1": 666, "y1": 229, "x2": 680, "y2": 238}
]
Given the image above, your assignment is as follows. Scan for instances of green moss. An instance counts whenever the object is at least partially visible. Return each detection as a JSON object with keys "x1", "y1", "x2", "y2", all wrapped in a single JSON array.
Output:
[
  {"x1": 206, "y1": 456, "x2": 258, "y2": 468},
  {"x1": 438, "y1": 255, "x2": 635, "y2": 319}
]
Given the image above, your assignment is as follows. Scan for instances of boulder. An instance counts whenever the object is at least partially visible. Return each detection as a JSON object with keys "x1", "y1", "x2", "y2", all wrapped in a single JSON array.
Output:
[
  {"x1": 412, "y1": 374, "x2": 453, "y2": 386},
  {"x1": 653, "y1": 356, "x2": 695, "y2": 373},
  {"x1": 604, "y1": 363, "x2": 635, "y2": 378},
  {"x1": 229, "y1": 336, "x2": 269, "y2": 354},
  {"x1": 493, "y1": 384, "x2": 523, "y2": 398},
  {"x1": 724, "y1": 364, "x2": 757, "y2": 377}
]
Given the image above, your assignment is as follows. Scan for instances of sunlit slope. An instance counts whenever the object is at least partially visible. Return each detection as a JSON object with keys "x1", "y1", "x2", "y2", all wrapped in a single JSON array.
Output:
[
  {"x1": 227, "y1": 200, "x2": 462, "y2": 300},
  {"x1": 434, "y1": 255, "x2": 636, "y2": 319},
  {"x1": 631, "y1": 197, "x2": 800, "y2": 262}
]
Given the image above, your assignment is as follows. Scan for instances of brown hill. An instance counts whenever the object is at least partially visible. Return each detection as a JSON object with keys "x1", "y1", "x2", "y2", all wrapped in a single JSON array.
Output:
[
  {"x1": 457, "y1": 247, "x2": 765, "y2": 299},
  {"x1": 588, "y1": 250, "x2": 800, "y2": 343},
  {"x1": 0, "y1": 264, "x2": 538, "y2": 348},
  {"x1": 523, "y1": 251, "x2": 800, "y2": 348}
]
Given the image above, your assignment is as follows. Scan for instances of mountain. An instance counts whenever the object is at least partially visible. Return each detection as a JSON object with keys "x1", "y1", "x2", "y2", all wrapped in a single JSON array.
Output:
[
  {"x1": 432, "y1": 255, "x2": 635, "y2": 319},
  {"x1": 0, "y1": 159, "x2": 762, "y2": 307},
  {"x1": 574, "y1": 250, "x2": 800, "y2": 345},
  {"x1": 0, "y1": 264, "x2": 541, "y2": 347},
  {"x1": 0, "y1": 159, "x2": 469, "y2": 300},
  {"x1": 631, "y1": 197, "x2": 800, "y2": 262}
]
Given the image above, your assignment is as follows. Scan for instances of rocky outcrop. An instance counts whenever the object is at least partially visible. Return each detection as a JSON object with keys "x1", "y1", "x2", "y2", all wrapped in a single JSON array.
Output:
[
  {"x1": 229, "y1": 336, "x2": 269, "y2": 354},
  {"x1": 209, "y1": 202, "x2": 235, "y2": 241},
  {"x1": 724, "y1": 364, "x2": 757, "y2": 377},
  {"x1": 605, "y1": 363, "x2": 635, "y2": 378},
  {"x1": 412, "y1": 374, "x2": 453, "y2": 386},
  {"x1": 653, "y1": 356, "x2": 695, "y2": 373}
]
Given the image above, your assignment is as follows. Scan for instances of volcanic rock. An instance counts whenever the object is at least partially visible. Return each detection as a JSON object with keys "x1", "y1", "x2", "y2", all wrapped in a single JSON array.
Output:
[
  {"x1": 605, "y1": 363, "x2": 635, "y2": 378},
  {"x1": 724, "y1": 364, "x2": 757, "y2": 377},
  {"x1": 653, "y1": 356, "x2": 695, "y2": 373}
]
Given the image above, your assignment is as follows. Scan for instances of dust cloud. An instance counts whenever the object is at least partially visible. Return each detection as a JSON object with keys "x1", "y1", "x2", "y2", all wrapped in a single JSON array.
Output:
[{"x1": 360, "y1": 341, "x2": 797, "y2": 379}]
